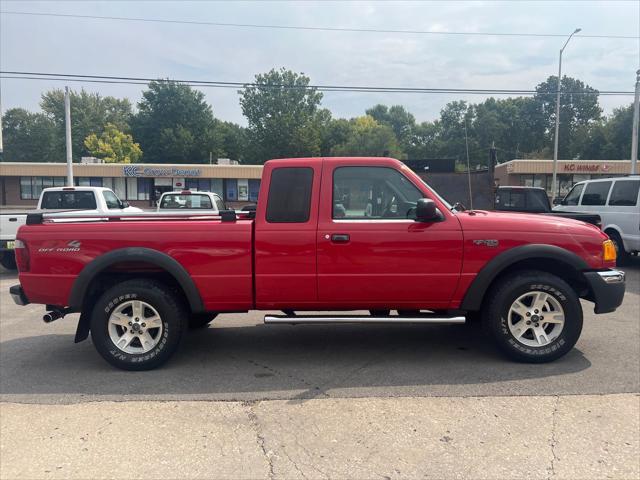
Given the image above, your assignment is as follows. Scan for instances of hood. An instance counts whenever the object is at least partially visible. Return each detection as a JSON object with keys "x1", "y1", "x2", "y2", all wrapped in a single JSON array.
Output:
[{"x1": 455, "y1": 210, "x2": 602, "y2": 235}]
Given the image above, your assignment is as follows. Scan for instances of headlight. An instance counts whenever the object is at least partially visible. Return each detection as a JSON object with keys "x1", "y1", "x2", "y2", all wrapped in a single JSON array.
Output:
[{"x1": 602, "y1": 239, "x2": 617, "y2": 262}]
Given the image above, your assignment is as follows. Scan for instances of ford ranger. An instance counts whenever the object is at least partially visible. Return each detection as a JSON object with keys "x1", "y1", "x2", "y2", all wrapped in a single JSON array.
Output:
[{"x1": 10, "y1": 157, "x2": 626, "y2": 370}]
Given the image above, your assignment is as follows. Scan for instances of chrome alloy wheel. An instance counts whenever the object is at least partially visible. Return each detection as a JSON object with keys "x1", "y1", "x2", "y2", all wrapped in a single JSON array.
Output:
[
  {"x1": 507, "y1": 291, "x2": 565, "y2": 347},
  {"x1": 108, "y1": 300, "x2": 163, "y2": 354}
]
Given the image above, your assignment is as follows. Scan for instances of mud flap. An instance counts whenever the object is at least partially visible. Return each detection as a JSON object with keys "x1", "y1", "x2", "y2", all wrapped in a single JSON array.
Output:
[{"x1": 74, "y1": 311, "x2": 91, "y2": 343}]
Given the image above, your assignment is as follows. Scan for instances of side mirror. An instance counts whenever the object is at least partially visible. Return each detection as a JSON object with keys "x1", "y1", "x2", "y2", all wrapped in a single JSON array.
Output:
[
  {"x1": 415, "y1": 198, "x2": 440, "y2": 222},
  {"x1": 552, "y1": 198, "x2": 562, "y2": 206},
  {"x1": 120, "y1": 201, "x2": 130, "y2": 208}
]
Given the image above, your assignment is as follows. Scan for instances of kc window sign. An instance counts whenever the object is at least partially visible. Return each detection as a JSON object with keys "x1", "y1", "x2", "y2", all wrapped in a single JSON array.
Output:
[
  {"x1": 562, "y1": 163, "x2": 610, "y2": 172},
  {"x1": 123, "y1": 166, "x2": 202, "y2": 177}
]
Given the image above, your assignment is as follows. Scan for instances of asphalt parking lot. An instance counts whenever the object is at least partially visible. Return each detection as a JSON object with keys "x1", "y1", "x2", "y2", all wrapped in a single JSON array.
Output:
[{"x1": 1, "y1": 260, "x2": 639, "y2": 479}]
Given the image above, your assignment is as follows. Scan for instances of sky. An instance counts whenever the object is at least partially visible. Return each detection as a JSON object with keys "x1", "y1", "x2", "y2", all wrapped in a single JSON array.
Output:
[{"x1": 1, "y1": 0, "x2": 639, "y2": 126}]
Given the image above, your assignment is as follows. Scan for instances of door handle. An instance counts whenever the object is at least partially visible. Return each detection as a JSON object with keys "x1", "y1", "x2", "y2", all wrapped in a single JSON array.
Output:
[{"x1": 330, "y1": 233, "x2": 350, "y2": 243}]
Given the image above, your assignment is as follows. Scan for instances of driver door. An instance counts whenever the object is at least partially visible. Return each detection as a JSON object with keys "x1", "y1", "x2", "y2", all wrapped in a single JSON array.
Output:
[{"x1": 317, "y1": 162, "x2": 463, "y2": 310}]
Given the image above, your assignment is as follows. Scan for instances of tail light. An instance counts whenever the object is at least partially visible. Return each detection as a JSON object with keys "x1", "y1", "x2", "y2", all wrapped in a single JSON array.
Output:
[{"x1": 14, "y1": 239, "x2": 30, "y2": 272}]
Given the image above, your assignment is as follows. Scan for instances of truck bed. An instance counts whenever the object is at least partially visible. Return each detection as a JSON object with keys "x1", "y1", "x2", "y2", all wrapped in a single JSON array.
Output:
[{"x1": 17, "y1": 213, "x2": 255, "y2": 311}]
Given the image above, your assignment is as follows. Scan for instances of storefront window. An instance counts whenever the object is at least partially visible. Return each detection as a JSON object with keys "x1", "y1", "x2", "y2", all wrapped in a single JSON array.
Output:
[
  {"x1": 520, "y1": 174, "x2": 534, "y2": 187},
  {"x1": 113, "y1": 178, "x2": 126, "y2": 200},
  {"x1": 249, "y1": 179, "x2": 260, "y2": 202},
  {"x1": 20, "y1": 177, "x2": 33, "y2": 199},
  {"x1": 225, "y1": 179, "x2": 238, "y2": 201},
  {"x1": 137, "y1": 178, "x2": 151, "y2": 200},
  {"x1": 126, "y1": 178, "x2": 138, "y2": 200},
  {"x1": 237, "y1": 179, "x2": 249, "y2": 201},
  {"x1": 211, "y1": 179, "x2": 223, "y2": 197}
]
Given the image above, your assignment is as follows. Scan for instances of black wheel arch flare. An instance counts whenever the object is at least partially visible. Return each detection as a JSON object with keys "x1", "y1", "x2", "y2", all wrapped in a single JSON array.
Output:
[
  {"x1": 69, "y1": 247, "x2": 204, "y2": 343},
  {"x1": 460, "y1": 244, "x2": 590, "y2": 312}
]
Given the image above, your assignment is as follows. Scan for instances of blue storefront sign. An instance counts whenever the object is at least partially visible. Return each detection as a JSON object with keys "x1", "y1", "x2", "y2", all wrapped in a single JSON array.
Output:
[{"x1": 123, "y1": 166, "x2": 201, "y2": 177}]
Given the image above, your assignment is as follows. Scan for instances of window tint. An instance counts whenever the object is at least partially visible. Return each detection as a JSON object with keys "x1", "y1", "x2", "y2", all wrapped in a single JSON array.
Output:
[
  {"x1": 608, "y1": 180, "x2": 640, "y2": 206},
  {"x1": 103, "y1": 191, "x2": 121, "y2": 209},
  {"x1": 581, "y1": 181, "x2": 612, "y2": 206},
  {"x1": 563, "y1": 184, "x2": 584, "y2": 206},
  {"x1": 333, "y1": 167, "x2": 422, "y2": 219},
  {"x1": 266, "y1": 167, "x2": 313, "y2": 223},
  {"x1": 40, "y1": 191, "x2": 97, "y2": 210}
]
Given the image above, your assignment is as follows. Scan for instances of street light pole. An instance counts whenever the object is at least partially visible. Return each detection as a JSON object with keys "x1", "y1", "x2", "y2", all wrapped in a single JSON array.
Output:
[
  {"x1": 551, "y1": 28, "x2": 581, "y2": 202},
  {"x1": 631, "y1": 69, "x2": 639, "y2": 175}
]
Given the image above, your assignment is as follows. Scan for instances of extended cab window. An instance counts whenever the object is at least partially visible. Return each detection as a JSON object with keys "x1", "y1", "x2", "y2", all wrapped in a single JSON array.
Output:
[
  {"x1": 581, "y1": 181, "x2": 612, "y2": 206},
  {"x1": 333, "y1": 167, "x2": 422, "y2": 219},
  {"x1": 266, "y1": 167, "x2": 313, "y2": 223},
  {"x1": 103, "y1": 191, "x2": 121, "y2": 209},
  {"x1": 563, "y1": 184, "x2": 584, "y2": 206},
  {"x1": 40, "y1": 191, "x2": 97, "y2": 210},
  {"x1": 608, "y1": 180, "x2": 640, "y2": 206}
]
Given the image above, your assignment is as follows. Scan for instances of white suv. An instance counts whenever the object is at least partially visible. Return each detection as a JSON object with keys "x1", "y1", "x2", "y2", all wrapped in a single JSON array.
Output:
[{"x1": 554, "y1": 176, "x2": 639, "y2": 263}]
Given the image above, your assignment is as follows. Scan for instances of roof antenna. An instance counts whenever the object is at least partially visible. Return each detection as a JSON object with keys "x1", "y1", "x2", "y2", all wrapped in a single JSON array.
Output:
[{"x1": 464, "y1": 117, "x2": 474, "y2": 210}]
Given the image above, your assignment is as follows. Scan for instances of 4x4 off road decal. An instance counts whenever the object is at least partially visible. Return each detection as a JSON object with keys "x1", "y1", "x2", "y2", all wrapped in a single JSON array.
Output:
[{"x1": 38, "y1": 240, "x2": 82, "y2": 253}]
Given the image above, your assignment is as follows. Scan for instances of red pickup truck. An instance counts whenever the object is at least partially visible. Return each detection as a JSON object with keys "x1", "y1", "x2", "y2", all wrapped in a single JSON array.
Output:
[{"x1": 10, "y1": 157, "x2": 625, "y2": 370}]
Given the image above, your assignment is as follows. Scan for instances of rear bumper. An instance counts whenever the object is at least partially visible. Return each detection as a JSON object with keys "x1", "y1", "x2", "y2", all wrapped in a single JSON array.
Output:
[
  {"x1": 9, "y1": 285, "x2": 29, "y2": 306},
  {"x1": 583, "y1": 270, "x2": 625, "y2": 314}
]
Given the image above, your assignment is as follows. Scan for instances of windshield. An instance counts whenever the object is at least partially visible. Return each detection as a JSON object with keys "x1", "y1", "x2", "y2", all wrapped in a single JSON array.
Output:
[{"x1": 417, "y1": 178, "x2": 453, "y2": 211}]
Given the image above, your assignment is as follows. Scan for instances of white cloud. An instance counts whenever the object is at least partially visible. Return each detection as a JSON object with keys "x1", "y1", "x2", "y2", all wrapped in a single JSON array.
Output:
[{"x1": 1, "y1": 0, "x2": 637, "y2": 125}]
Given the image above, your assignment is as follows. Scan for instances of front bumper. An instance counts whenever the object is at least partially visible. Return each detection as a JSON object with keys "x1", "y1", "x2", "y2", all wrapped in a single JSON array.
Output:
[
  {"x1": 9, "y1": 285, "x2": 29, "y2": 306},
  {"x1": 583, "y1": 270, "x2": 625, "y2": 314}
]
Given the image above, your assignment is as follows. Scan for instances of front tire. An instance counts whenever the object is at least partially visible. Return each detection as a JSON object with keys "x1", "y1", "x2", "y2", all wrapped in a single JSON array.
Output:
[
  {"x1": 608, "y1": 231, "x2": 630, "y2": 266},
  {"x1": 90, "y1": 279, "x2": 187, "y2": 370},
  {"x1": 483, "y1": 271, "x2": 583, "y2": 363}
]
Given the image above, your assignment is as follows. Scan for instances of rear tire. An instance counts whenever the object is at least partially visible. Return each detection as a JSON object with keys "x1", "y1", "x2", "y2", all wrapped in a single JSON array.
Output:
[
  {"x1": 90, "y1": 279, "x2": 187, "y2": 370},
  {"x1": 482, "y1": 271, "x2": 582, "y2": 363},
  {"x1": 0, "y1": 252, "x2": 17, "y2": 270}
]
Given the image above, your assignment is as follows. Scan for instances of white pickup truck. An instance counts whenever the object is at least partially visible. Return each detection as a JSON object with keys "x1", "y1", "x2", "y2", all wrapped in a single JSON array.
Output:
[
  {"x1": 0, "y1": 186, "x2": 141, "y2": 270},
  {"x1": 156, "y1": 190, "x2": 226, "y2": 212}
]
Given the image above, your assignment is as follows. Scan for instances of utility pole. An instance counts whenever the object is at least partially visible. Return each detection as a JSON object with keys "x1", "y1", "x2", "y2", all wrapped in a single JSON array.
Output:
[
  {"x1": 489, "y1": 141, "x2": 497, "y2": 174},
  {"x1": 551, "y1": 27, "x2": 581, "y2": 202},
  {"x1": 631, "y1": 69, "x2": 639, "y2": 175},
  {"x1": 64, "y1": 87, "x2": 74, "y2": 186}
]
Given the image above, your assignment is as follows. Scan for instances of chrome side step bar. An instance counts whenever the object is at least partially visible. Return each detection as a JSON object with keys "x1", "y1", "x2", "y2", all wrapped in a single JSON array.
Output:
[{"x1": 264, "y1": 315, "x2": 466, "y2": 325}]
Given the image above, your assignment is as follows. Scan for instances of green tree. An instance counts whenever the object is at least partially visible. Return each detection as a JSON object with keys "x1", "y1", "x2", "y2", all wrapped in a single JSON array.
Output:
[
  {"x1": 239, "y1": 68, "x2": 324, "y2": 163},
  {"x1": 533, "y1": 76, "x2": 601, "y2": 159},
  {"x1": 601, "y1": 104, "x2": 634, "y2": 159},
  {"x1": 84, "y1": 123, "x2": 142, "y2": 163},
  {"x1": 366, "y1": 104, "x2": 416, "y2": 147},
  {"x1": 320, "y1": 117, "x2": 352, "y2": 156},
  {"x1": 215, "y1": 120, "x2": 247, "y2": 162},
  {"x1": 132, "y1": 80, "x2": 217, "y2": 163},
  {"x1": 40, "y1": 89, "x2": 133, "y2": 160},
  {"x1": 332, "y1": 115, "x2": 403, "y2": 158},
  {"x1": 1, "y1": 108, "x2": 59, "y2": 162}
]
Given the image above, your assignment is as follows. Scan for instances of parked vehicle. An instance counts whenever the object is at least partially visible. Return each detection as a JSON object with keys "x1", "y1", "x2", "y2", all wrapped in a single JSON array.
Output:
[
  {"x1": 157, "y1": 190, "x2": 226, "y2": 213},
  {"x1": 10, "y1": 157, "x2": 625, "y2": 370},
  {"x1": 494, "y1": 186, "x2": 601, "y2": 228},
  {"x1": 0, "y1": 186, "x2": 141, "y2": 270},
  {"x1": 554, "y1": 177, "x2": 640, "y2": 264}
]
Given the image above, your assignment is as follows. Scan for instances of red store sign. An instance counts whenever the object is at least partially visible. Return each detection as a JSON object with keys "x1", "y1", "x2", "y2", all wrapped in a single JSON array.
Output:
[{"x1": 562, "y1": 163, "x2": 610, "y2": 172}]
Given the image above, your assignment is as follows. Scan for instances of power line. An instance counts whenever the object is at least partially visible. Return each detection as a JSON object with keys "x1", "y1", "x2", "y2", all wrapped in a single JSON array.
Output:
[
  {"x1": 1, "y1": 10, "x2": 638, "y2": 40},
  {"x1": 1, "y1": 71, "x2": 634, "y2": 96}
]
